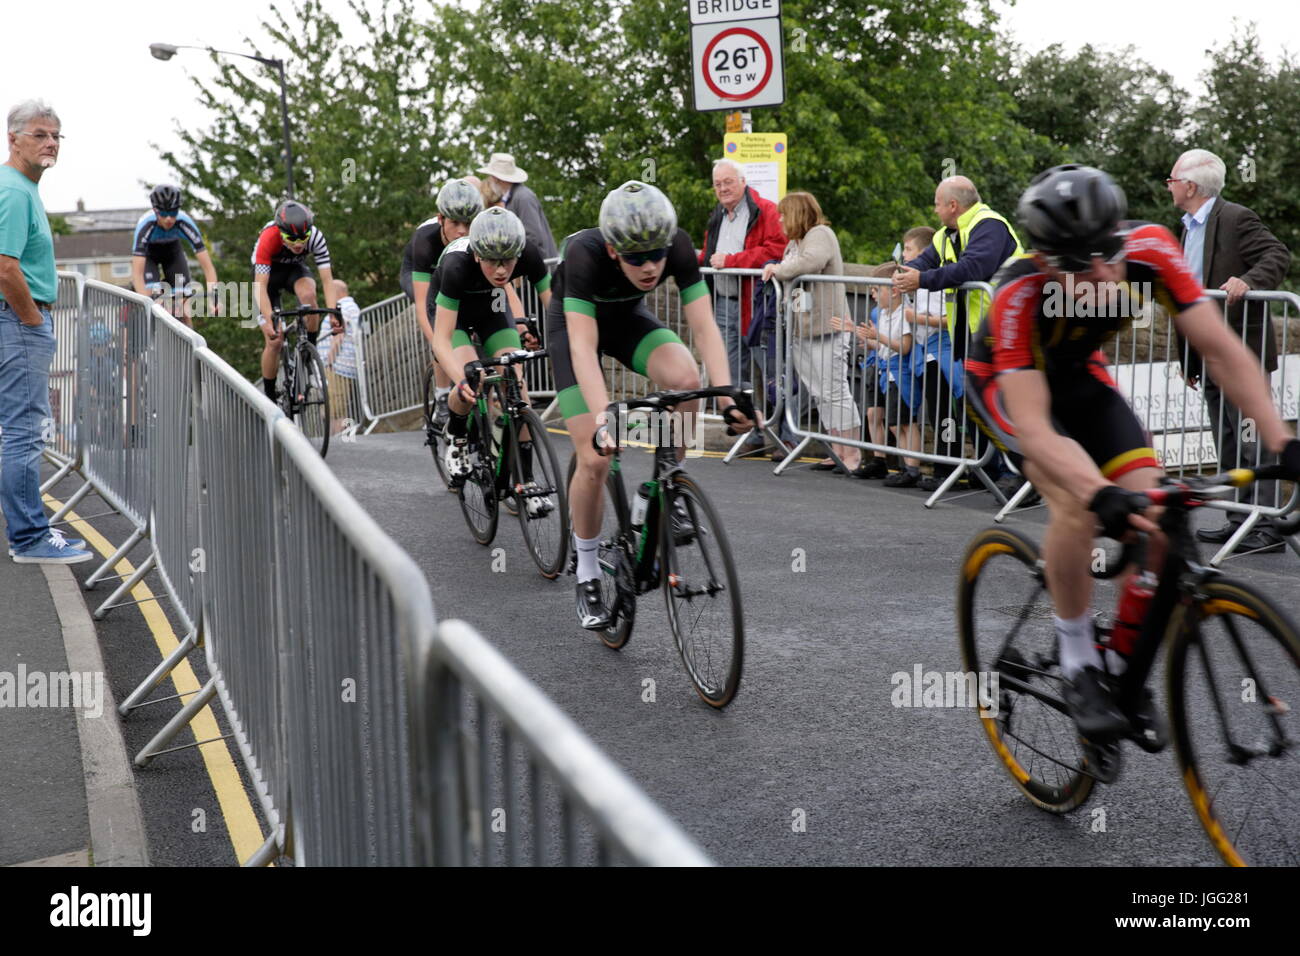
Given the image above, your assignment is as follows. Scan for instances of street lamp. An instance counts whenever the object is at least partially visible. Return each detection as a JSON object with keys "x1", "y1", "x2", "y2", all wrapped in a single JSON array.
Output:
[{"x1": 150, "y1": 42, "x2": 295, "y2": 200}]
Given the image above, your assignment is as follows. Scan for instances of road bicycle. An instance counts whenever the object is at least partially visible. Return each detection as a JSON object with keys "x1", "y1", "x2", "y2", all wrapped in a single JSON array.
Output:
[
  {"x1": 453, "y1": 348, "x2": 568, "y2": 578},
  {"x1": 957, "y1": 466, "x2": 1300, "y2": 865},
  {"x1": 567, "y1": 386, "x2": 754, "y2": 708},
  {"x1": 273, "y1": 306, "x2": 338, "y2": 458},
  {"x1": 422, "y1": 361, "x2": 453, "y2": 490}
]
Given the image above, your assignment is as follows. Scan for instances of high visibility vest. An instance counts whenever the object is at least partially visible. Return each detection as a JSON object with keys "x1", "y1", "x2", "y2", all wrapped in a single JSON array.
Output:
[{"x1": 931, "y1": 203, "x2": 1023, "y2": 337}]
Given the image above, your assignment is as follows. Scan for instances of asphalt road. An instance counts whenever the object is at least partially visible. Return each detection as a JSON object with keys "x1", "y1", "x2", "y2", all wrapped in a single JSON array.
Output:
[{"x1": 327, "y1": 428, "x2": 1300, "y2": 866}]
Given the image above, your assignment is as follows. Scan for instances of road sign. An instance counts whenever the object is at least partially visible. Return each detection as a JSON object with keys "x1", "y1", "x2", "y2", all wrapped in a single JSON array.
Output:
[
  {"x1": 723, "y1": 132, "x2": 787, "y2": 203},
  {"x1": 691, "y1": 17, "x2": 784, "y2": 112},
  {"x1": 688, "y1": 0, "x2": 780, "y2": 26}
]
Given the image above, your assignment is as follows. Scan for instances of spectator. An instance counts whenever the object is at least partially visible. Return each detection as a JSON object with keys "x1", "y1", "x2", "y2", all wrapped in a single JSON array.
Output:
[
  {"x1": 701, "y1": 159, "x2": 787, "y2": 394},
  {"x1": 476, "y1": 176, "x2": 505, "y2": 209},
  {"x1": 477, "y1": 153, "x2": 558, "y2": 259},
  {"x1": 894, "y1": 175, "x2": 1023, "y2": 494},
  {"x1": 320, "y1": 279, "x2": 362, "y2": 434},
  {"x1": 1168, "y1": 148, "x2": 1292, "y2": 553},
  {"x1": 0, "y1": 99, "x2": 91, "y2": 563},
  {"x1": 761, "y1": 191, "x2": 865, "y2": 475}
]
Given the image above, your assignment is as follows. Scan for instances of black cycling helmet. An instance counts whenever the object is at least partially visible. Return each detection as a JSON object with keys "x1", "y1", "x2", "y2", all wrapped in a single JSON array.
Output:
[
  {"x1": 1017, "y1": 164, "x2": 1127, "y2": 261},
  {"x1": 275, "y1": 199, "x2": 314, "y2": 240},
  {"x1": 436, "y1": 178, "x2": 485, "y2": 224},
  {"x1": 150, "y1": 183, "x2": 181, "y2": 212}
]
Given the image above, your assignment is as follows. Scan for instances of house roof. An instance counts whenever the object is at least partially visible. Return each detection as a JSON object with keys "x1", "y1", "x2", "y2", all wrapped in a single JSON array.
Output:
[
  {"x1": 54, "y1": 230, "x2": 135, "y2": 260},
  {"x1": 49, "y1": 207, "x2": 152, "y2": 233}
]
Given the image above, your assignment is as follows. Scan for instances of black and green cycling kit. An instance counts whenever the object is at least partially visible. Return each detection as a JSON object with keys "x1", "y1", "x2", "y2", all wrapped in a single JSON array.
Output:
[{"x1": 431, "y1": 235, "x2": 551, "y2": 353}]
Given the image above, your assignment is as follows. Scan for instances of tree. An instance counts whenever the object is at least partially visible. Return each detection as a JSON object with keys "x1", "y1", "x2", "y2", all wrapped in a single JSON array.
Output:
[{"x1": 47, "y1": 214, "x2": 72, "y2": 236}]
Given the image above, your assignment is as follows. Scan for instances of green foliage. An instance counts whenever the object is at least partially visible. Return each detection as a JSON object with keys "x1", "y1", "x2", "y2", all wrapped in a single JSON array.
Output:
[{"x1": 47, "y1": 214, "x2": 72, "y2": 236}]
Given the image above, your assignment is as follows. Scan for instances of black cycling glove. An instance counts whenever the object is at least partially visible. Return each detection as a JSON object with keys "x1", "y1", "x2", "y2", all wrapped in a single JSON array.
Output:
[{"x1": 1089, "y1": 485, "x2": 1149, "y2": 540}]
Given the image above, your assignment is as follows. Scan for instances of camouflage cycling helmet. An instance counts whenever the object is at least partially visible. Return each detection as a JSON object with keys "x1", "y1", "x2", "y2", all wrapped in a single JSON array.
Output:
[
  {"x1": 598, "y1": 181, "x2": 677, "y2": 254},
  {"x1": 436, "y1": 178, "x2": 484, "y2": 224},
  {"x1": 1017, "y1": 164, "x2": 1127, "y2": 259},
  {"x1": 150, "y1": 183, "x2": 182, "y2": 211},
  {"x1": 468, "y1": 207, "x2": 527, "y2": 260}
]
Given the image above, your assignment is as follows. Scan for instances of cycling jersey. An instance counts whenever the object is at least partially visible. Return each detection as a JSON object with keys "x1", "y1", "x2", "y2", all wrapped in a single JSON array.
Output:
[
  {"x1": 399, "y1": 217, "x2": 450, "y2": 298},
  {"x1": 132, "y1": 210, "x2": 205, "y2": 256},
  {"x1": 250, "y1": 222, "x2": 331, "y2": 275},
  {"x1": 965, "y1": 222, "x2": 1206, "y2": 479},
  {"x1": 551, "y1": 227, "x2": 707, "y2": 314},
  {"x1": 431, "y1": 235, "x2": 551, "y2": 315}
]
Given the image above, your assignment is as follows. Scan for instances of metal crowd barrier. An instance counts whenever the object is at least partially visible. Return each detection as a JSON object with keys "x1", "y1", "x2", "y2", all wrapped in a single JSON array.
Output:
[
  {"x1": 773, "y1": 273, "x2": 1001, "y2": 504},
  {"x1": 354, "y1": 292, "x2": 422, "y2": 432},
  {"x1": 43, "y1": 273, "x2": 84, "y2": 487},
  {"x1": 420, "y1": 620, "x2": 711, "y2": 866}
]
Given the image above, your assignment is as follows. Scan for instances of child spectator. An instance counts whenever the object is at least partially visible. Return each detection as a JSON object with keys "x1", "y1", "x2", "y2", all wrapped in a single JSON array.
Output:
[{"x1": 320, "y1": 279, "x2": 362, "y2": 434}]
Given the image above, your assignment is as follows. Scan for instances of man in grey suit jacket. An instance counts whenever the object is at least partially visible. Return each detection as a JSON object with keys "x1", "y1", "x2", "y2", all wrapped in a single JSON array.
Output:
[
  {"x1": 478, "y1": 152, "x2": 558, "y2": 260},
  {"x1": 1169, "y1": 148, "x2": 1292, "y2": 552}
]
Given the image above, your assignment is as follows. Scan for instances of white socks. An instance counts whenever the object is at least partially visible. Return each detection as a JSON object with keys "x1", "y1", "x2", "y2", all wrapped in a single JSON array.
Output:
[
  {"x1": 435, "y1": 385, "x2": 451, "y2": 400},
  {"x1": 575, "y1": 533, "x2": 601, "y2": 582},
  {"x1": 1055, "y1": 612, "x2": 1102, "y2": 678}
]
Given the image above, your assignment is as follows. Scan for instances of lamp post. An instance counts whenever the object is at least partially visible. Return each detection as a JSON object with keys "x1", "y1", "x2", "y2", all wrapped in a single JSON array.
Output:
[{"x1": 151, "y1": 42, "x2": 295, "y2": 200}]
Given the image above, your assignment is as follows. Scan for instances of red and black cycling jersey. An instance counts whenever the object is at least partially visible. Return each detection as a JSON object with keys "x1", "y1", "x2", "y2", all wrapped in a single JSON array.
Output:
[
  {"x1": 967, "y1": 222, "x2": 1205, "y2": 384},
  {"x1": 250, "y1": 221, "x2": 331, "y2": 275}
]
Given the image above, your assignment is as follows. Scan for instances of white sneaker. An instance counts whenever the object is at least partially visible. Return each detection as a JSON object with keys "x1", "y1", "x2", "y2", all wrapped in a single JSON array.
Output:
[
  {"x1": 443, "y1": 438, "x2": 473, "y2": 481},
  {"x1": 521, "y1": 480, "x2": 554, "y2": 518}
]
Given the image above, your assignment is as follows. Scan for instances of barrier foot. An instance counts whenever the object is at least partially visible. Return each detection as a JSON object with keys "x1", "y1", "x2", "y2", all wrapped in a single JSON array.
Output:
[
  {"x1": 922, "y1": 465, "x2": 966, "y2": 510},
  {"x1": 538, "y1": 397, "x2": 562, "y2": 424},
  {"x1": 85, "y1": 526, "x2": 145, "y2": 589},
  {"x1": 49, "y1": 478, "x2": 93, "y2": 524},
  {"x1": 134, "y1": 676, "x2": 217, "y2": 768},
  {"x1": 993, "y1": 479, "x2": 1036, "y2": 523},
  {"x1": 95, "y1": 553, "x2": 155, "y2": 619},
  {"x1": 119, "y1": 629, "x2": 199, "y2": 716},
  {"x1": 40, "y1": 460, "x2": 75, "y2": 494},
  {"x1": 241, "y1": 830, "x2": 282, "y2": 867},
  {"x1": 1208, "y1": 511, "x2": 1262, "y2": 568},
  {"x1": 772, "y1": 436, "x2": 813, "y2": 476}
]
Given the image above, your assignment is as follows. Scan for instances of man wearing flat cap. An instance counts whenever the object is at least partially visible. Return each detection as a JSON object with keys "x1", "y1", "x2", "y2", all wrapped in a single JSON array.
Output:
[{"x1": 478, "y1": 152, "x2": 558, "y2": 260}]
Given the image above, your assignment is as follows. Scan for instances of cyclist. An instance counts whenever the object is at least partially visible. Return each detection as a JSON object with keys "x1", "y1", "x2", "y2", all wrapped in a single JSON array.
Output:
[
  {"x1": 433, "y1": 206, "x2": 551, "y2": 507},
  {"x1": 131, "y1": 183, "x2": 218, "y2": 324},
  {"x1": 401, "y1": 178, "x2": 484, "y2": 429},
  {"x1": 252, "y1": 199, "x2": 338, "y2": 402},
  {"x1": 965, "y1": 164, "x2": 1300, "y2": 742},
  {"x1": 547, "y1": 181, "x2": 755, "y2": 629}
]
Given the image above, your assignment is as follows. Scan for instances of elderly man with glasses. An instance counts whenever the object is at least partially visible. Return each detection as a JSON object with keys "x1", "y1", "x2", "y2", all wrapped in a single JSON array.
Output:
[
  {"x1": 1167, "y1": 149, "x2": 1293, "y2": 554},
  {"x1": 0, "y1": 100, "x2": 91, "y2": 563}
]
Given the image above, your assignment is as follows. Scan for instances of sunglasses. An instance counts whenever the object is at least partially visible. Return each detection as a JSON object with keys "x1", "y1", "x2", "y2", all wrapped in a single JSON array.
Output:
[
  {"x1": 155, "y1": 209, "x2": 179, "y2": 218},
  {"x1": 620, "y1": 247, "x2": 669, "y2": 267},
  {"x1": 1043, "y1": 236, "x2": 1126, "y2": 274},
  {"x1": 280, "y1": 231, "x2": 309, "y2": 244}
]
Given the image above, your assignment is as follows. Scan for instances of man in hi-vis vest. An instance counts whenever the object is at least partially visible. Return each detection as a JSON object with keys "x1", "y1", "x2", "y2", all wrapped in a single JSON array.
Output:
[{"x1": 894, "y1": 176, "x2": 1022, "y2": 492}]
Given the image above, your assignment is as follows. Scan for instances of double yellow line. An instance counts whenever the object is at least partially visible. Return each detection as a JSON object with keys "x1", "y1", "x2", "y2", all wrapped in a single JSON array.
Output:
[{"x1": 43, "y1": 493, "x2": 265, "y2": 865}]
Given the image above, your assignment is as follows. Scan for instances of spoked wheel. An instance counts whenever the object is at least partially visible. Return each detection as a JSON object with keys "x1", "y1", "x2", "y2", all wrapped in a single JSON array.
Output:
[
  {"x1": 567, "y1": 455, "x2": 635, "y2": 649},
  {"x1": 957, "y1": 527, "x2": 1096, "y2": 812},
  {"x1": 510, "y1": 409, "x2": 569, "y2": 578},
  {"x1": 457, "y1": 410, "x2": 499, "y2": 546},
  {"x1": 295, "y1": 347, "x2": 331, "y2": 458},
  {"x1": 1167, "y1": 578, "x2": 1300, "y2": 866},
  {"x1": 660, "y1": 474, "x2": 743, "y2": 708},
  {"x1": 421, "y1": 364, "x2": 451, "y2": 490}
]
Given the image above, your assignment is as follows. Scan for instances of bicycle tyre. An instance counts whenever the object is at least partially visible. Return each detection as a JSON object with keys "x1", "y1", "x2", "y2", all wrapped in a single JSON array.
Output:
[
  {"x1": 457, "y1": 403, "x2": 498, "y2": 546},
  {"x1": 957, "y1": 526, "x2": 1096, "y2": 813},
  {"x1": 510, "y1": 409, "x2": 569, "y2": 578},
  {"x1": 1167, "y1": 577, "x2": 1300, "y2": 867},
  {"x1": 660, "y1": 474, "x2": 743, "y2": 708},
  {"x1": 296, "y1": 347, "x2": 330, "y2": 458},
  {"x1": 421, "y1": 364, "x2": 451, "y2": 489},
  {"x1": 566, "y1": 454, "x2": 636, "y2": 649}
]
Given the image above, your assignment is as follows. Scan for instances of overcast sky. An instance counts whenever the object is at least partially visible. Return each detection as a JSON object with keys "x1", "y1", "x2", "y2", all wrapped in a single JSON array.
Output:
[{"x1": 4, "y1": 0, "x2": 1296, "y2": 213}]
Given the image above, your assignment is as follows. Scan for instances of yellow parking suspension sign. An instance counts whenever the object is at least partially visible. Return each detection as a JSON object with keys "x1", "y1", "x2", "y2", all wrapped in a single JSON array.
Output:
[{"x1": 722, "y1": 132, "x2": 787, "y2": 204}]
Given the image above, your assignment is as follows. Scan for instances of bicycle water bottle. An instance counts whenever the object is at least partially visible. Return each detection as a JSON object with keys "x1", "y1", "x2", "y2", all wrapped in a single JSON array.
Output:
[
  {"x1": 1108, "y1": 570, "x2": 1158, "y2": 657},
  {"x1": 630, "y1": 481, "x2": 654, "y2": 531}
]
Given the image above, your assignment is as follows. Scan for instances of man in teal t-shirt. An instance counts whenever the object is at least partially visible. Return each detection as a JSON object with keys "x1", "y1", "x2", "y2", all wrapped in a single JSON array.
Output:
[{"x1": 0, "y1": 100, "x2": 91, "y2": 563}]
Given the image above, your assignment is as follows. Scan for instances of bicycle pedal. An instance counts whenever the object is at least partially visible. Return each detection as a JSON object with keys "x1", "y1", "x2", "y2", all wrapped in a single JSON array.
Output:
[{"x1": 1080, "y1": 737, "x2": 1122, "y2": 784}]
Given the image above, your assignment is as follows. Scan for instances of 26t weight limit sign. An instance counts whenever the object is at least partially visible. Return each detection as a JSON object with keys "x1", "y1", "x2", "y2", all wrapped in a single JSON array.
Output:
[{"x1": 691, "y1": 17, "x2": 784, "y2": 111}]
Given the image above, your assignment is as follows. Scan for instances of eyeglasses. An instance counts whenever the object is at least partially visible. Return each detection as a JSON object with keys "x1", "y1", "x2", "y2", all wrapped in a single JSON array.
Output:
[
  {"x1": 1164, "y1": 177, "x2": 1188, "y2": 185},
  {"x1": 280, "y1": 231, "x2": 309, "y2": 244},
  {"x1": 620, "y1": 247, "x2": 669, "y2": 266},
  {"x1": 1044, "y1": 239, "x2": 1126, "y2": 274},
  {"x1": 16, "y1": 131, "x2": 64, "y2": 143}
]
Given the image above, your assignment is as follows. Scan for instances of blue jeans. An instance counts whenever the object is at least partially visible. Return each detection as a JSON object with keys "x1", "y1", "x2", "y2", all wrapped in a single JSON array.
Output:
[
  {"x1": 0, "y1": 301, "x2": 56, "y2": 551},
  {"x1": 713, "y1": 293, "x2": 751, "y2": 389}
]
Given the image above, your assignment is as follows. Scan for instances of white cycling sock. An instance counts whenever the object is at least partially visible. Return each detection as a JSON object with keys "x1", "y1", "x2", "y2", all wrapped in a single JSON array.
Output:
[
  {"x1": 435, "y1": 386, "x2": 451, "y2": 400},
  {"x1": 575, "y1": 533, "x2": 601, "y2": 583},
  {"x1": 1103, "y1": 649, "x2": 1128, "y2": 676},
  {"x1": 1055, "y1": 611, "x2": 1102, "y2": 678}
]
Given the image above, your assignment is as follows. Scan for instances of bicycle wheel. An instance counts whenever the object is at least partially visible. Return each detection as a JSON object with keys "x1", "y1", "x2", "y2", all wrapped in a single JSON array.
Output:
[
  {"x1": 566, "y1": 454, "x2": 636, "y2": 649},
  {"x1": 957, "y1": 527, "x2": 1096, "y2": 812},
  {"x1": 510, "y1": 409, "x2": 569, "y2": 578},
  {"x1": 457, "y1": 404, "x2": 499, "y2": 546},
  {"x1": 1167, "y1": 578, "x2": 1300, "y2": 866},
  {"x1": 421, "y1": 364, "x2": 451, "y2": 489},
  {"x1": 295, "y1": 347, "x2": 330, "y2": 458},
  {"x1": 660, "y1": 474, "x2": 743, "y2": 708}
]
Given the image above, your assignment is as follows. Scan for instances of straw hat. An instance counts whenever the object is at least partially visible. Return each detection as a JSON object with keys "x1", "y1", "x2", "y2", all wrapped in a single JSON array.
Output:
[{"x1": 477, "y1": 152, "x2": 528, "y2": 184}]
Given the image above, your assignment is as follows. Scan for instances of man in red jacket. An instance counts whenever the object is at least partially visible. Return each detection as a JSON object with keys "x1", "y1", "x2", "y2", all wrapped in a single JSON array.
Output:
[{"x1": 700, "y1": 159, "x2": 787, "y2": 391}]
